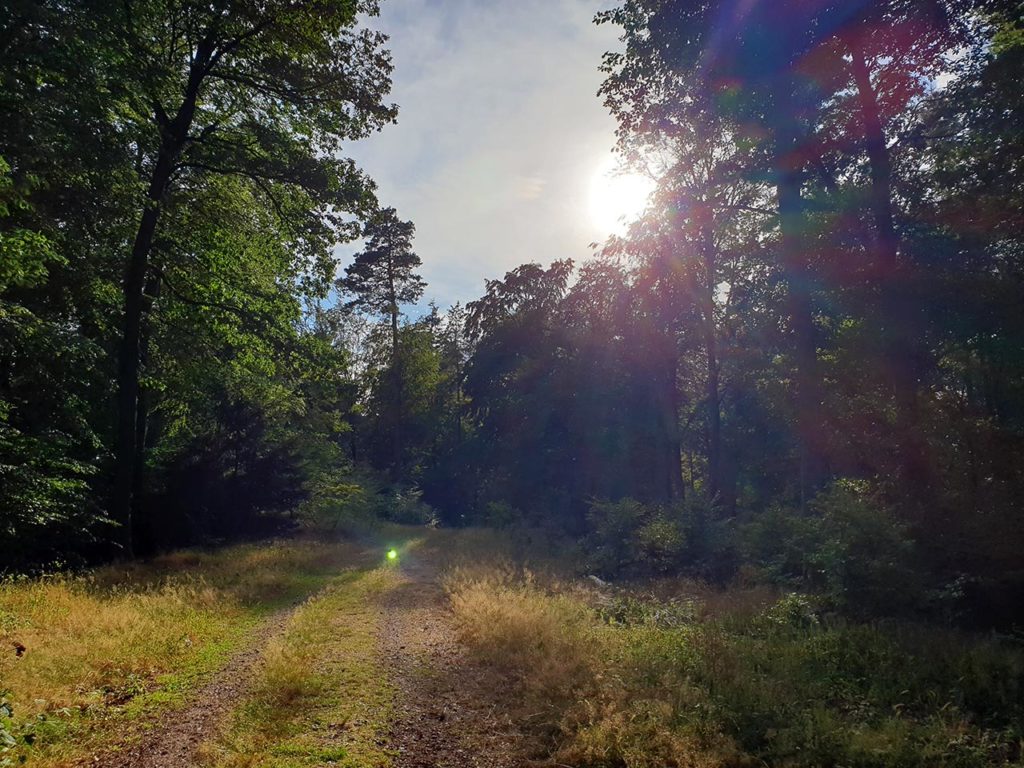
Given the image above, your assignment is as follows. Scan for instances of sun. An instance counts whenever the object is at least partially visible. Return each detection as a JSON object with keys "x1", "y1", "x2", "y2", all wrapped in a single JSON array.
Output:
[{"x1": 588, "y1": 155, "x2": 655, "y2": 236}]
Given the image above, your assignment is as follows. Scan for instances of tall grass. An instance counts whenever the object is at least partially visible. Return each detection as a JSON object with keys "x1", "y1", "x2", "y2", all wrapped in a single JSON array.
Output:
[{"x1": 446, "y1": 565, "x2": 1024, "y2": 767}]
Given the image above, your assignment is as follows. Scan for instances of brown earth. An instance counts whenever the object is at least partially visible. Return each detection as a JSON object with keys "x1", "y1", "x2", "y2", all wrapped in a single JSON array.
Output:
[{"x1": 380, "y1": 550, "x2": 528, "y2": 768}]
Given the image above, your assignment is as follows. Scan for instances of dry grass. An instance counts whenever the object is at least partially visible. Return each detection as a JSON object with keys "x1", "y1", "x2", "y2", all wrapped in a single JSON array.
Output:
[
  {"x1": 444, "y1": 553, "x2": 1024, "y2": 768},
  {"x1": 446, "y1": 566, "x2": 598, "y2": 711},
  {"x1": 0, "y1": 538, "x2": 370, "y2": 766},
  {"x1": 0, "y1": 577, "x2": 228, "y2": 713}
]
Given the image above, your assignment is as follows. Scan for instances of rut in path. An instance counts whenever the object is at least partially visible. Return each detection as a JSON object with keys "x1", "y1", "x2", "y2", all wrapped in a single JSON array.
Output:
[
  {"x1": 380, "y1": 552, "x2": 527, "y2": 768},
  {"x1": 78, "y1": 604, "x2": 298, "y2": 768}
]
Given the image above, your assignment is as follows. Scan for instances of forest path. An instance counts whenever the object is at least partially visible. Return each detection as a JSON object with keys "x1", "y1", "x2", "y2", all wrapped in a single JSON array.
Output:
[
  {"x1": 380, "y1": 539, "x2": 527, "y2": 768},
  {"x1": 73, "y1": 534, "x2": 527, "y2": 768}
]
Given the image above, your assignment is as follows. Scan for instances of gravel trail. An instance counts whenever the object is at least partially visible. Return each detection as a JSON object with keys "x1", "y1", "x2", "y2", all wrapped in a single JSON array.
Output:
[{"x1": 380, "y1": 550, "x2": 527, "y2": 768}]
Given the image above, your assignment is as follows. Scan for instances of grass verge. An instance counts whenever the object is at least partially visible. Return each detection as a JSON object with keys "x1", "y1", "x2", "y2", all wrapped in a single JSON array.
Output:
[
  {"x1": 446, "y1": 561, "x2": 1024, "y2": 768},
  {"x1": 0, "y1": 538, "x2": 367, "y2": 766}
]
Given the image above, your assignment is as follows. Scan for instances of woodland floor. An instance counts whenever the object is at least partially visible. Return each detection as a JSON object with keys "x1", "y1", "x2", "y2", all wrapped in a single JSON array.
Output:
[{"x1": 67, "y1": 534, "x2": 528, "y2": 768}]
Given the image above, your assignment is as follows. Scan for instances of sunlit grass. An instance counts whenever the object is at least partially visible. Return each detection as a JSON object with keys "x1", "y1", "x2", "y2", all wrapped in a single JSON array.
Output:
[
  {"x1": 0, "y1": 538, "x2": 369, "y2": 766},
  {"x1": 445, "y1": 558, "x2": 1024, "y2": 768}
]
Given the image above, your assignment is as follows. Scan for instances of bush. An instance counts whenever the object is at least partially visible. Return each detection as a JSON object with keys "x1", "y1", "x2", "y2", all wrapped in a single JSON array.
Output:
[
  {"x1": 0, "y1": 692, "x2": 14, "y2": 768},
  {"x1": 584, "y1": 495, "x2": 735, "y2": 579},
  {"x1": 743, "y1": 480, "x2": 922, "y2": 616},
  {"x1": 482, "y1": 500, "x2": 520, "y2": 529},
  {"x1": 382, "y1": 485, "x2": 437, "y2": 525},
  {"x1": 299, "y1": 469, "x2": 438, "y2": 532}
]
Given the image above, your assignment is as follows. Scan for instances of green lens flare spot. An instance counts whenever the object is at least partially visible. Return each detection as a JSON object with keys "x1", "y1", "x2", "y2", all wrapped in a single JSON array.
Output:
[{"x1": 387, "y1": 549, "x2": 398, "y2": 561}]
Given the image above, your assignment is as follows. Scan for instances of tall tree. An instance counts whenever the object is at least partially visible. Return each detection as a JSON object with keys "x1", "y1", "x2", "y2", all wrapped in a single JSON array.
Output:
[
  {"x1": 339, "y1": 206, "x2": 424, "y2": 471},
  {"x1": 80, "y1": 0, "x2": 399, "y2": 555}
]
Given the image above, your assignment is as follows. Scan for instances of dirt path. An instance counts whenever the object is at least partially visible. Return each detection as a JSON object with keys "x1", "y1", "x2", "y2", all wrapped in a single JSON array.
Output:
[
  {"x1": 79, "y1": 604, "x2": 299, "y2": 768},
  {"x1": 380, "y1": 549, "x2": 528, "y2": 768},
  {"x1": 79, "y1": 540, "x2": 529, "y2": 768}
]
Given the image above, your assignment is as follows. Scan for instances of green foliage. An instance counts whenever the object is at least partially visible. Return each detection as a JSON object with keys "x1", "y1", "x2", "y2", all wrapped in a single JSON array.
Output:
[
  {"x1": 0, "y1": 692, "x2": 13, "y2": 768},
  {"x1": 383, "y1": 486, "x2": 437, "y2": 526},
  {"x1": 585, "y1": 495, "x2": 732, "y2": 578},
  {"x1": 0, "y1": 158, "x2": 59, "y2": 293},
  {"x1": 743, "y1": 481, "x2": 921, "y2": 615},
  {"x1": 339, "y1": 208, "x2": 424, "y2": 323},
  {"x1": 0, "y1": 0, "x2": 400, "y2": 563},
  {"x1": 755, "y1": 592, "x2": 821, "y2": 631},
  {"x1": 298, "y1": 466, "x2": 437, "y2": 533},
  {"x1": 0, "y1": 157, "x2": 110, "y2": 571},
  {"x1": 482, "y1": 501, "x2": 520, "y2": 529},
  {"x1": 597, "y1": 594, "x2": 700, "y2": 629}
]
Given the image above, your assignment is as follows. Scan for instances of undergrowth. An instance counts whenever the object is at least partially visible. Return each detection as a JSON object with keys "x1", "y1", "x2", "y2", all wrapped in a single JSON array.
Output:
[{"x1": 446, "y1": 562, "x2": 1024, "y2": 767}]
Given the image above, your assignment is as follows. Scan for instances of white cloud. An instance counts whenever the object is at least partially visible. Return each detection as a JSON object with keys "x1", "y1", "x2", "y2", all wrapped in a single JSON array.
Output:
[{"x1": 342, "y1": 0, "x2": 623, "y2": 309}]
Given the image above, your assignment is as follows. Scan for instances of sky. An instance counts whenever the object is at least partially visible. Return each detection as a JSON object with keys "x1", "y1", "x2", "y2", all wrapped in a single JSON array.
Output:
[{"x1": 341, "y1": 0, "x2": 628, "y2": 310}]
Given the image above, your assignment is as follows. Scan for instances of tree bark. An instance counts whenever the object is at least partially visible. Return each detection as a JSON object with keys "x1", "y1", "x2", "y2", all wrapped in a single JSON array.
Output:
[
  {"x1": 387, "y1": 257, "x2": 403, "y2": 474},
  {"x1": 698, "y1": 209, "x2": 722, "y2": 505},
  {"x1": 850, "y1": 47, "x2": 897, "y2": 274},
  {"x1": 658, "y1": 332, "x2": 684, "y2": 502},
  {"x1": 112, "y1": 165, "x2": 170, "y2": 556},
  {"x1": 111, "y1": 47, "x2": 211, "y2": 555}
]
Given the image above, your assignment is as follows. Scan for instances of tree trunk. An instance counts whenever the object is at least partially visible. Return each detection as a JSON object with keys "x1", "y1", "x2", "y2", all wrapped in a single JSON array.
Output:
[
  {"x1": 111, "y1": 50, "x2": 210, "y2": 555},
  {"x1": 112, "y1": 160, "x2": 172, "y2": 556},
  {"x1": 850, "y1": 44, "x2": 931, "y2": 498},
  {"x1": 387, "y1": 260, "x2": 403, "y2": 474},
  {"x1": 850, "y1": 47, "x2": 897, "y2": 273},
  {"x1": 661, "y1": 334, "x2": 684, "y2": 502},
  {"x1": 699, "y1": 210, "x2": 722, "y2": 504},
  {"x1": 774, "y1": 82, "x2": 827, "y2": 509}
]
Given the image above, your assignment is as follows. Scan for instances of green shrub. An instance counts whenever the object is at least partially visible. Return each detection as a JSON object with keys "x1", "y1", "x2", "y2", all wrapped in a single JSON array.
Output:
[
  {"x1": 584, "y1": 495, "x2": 734, "y2": 578},
  {"x1": 597, "y1": 594, "x2": 700, "y2": 628},
  {"x1": 0, "y1": 692, "x2": 14, "y2": 768},
  {"x1": 482, "y1": 500, "x2": 520, "y2": 529},
  {"x1": 584, "y1": 497, "x2": 648, "y2": 575},
  {"x1": 743, "y1": 480, "x2": 921, "y2": 616}
]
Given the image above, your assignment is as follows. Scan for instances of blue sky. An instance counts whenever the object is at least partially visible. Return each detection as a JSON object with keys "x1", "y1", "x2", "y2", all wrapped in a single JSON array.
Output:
[{"x1": 342, "y1": 0, "x2": 624, "y2": 310}]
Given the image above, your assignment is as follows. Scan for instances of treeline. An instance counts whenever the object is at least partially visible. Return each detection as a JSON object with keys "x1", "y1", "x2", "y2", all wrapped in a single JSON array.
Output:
[
  {"x1": 0, "y1": 0, "x2": 398, "y2": 568},
  {"x1": 339, "y1": 0, "x2": 1024, "y2": 625},
  {"x1": 3, "y1": 0, "x2": 1024, "y2": 626}
]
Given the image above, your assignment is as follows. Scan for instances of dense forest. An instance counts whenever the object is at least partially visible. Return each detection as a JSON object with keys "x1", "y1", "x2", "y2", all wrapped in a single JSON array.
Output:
[{"x1": 2, "y1": 0, "x2": 1023, "y2": 630}]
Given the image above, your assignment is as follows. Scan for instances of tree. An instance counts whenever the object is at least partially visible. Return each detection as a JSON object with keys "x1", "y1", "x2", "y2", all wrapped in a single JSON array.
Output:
[
  {"x1": 80, "y1": 0, "x2": 399, "y2": 555},
  {"x1": 339, "y1": 207, "x2": 424, "y2": 470},
  {"x1": 597, "y1": 0, "x2": 837, "y2": 503}
]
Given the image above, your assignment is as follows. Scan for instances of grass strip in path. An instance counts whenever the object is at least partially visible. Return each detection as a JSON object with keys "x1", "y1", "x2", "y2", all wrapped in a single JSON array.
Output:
[{"x1": 202, "y1": 563, "x2": 401, "y2": 768}]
